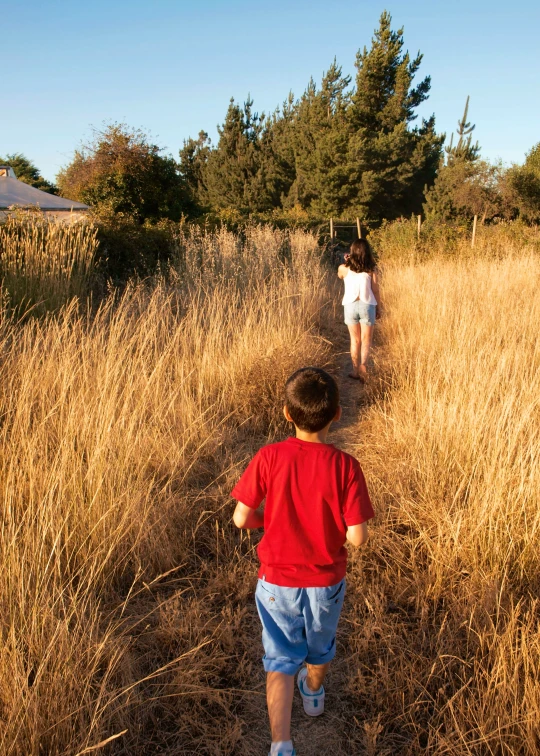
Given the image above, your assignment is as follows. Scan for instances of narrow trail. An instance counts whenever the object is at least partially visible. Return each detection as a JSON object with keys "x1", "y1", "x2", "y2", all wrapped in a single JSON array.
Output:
[{"x1": 242, "y1": 320, "x2": 378, "y2": 756}]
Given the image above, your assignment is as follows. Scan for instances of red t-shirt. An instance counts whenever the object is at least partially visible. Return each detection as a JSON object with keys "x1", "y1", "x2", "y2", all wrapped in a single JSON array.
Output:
[{"x1": 231, "y1": 437, "x2": 374, "y2": 587}]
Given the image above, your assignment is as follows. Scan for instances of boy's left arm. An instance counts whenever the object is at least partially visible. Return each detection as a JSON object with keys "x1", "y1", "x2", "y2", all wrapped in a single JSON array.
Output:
[{"x1": 233, "y1": 501, "x2": 264, "y2": 530}]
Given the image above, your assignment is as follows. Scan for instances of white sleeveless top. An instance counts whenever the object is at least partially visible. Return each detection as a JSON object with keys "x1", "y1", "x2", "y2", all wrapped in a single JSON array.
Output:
[{"x1": 342, "y1": 269, "x2": 377, "y2": 306}]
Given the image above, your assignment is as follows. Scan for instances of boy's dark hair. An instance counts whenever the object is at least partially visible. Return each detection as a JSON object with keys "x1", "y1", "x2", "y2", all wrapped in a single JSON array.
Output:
[
  {"x1": 345, "y1": 238, "x2": 376, "y2": 273},
  {"x1": 284, "y1": 367, "x2": 339, "y2": 432}
]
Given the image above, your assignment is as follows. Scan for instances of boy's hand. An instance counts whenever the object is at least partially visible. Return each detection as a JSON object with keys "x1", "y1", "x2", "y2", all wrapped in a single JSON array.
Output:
[{"x1": 233, "y1": 501, "x2": 264, "y2": 530}]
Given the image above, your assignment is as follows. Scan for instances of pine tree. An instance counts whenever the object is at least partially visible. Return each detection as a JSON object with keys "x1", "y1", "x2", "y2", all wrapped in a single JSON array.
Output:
[
  {"x1": 344, "y1": 11, "x2": 443, "y2": 221},
  {"x1": 286, "y1": 61, "x2": 351, "y2": 215},
  {"x1": 445, "y1": 96, "x2": 480, "y2": 162},
  {"x1": 259, "y1": 95, "x2": 297, "y2": 210},
  {"x1": 424, "y1": 97, "x2": 485, "y2": 221},
  {"x1": 178, "y1": 131, "x2": 212, "y2": 214},
  {"x1": 202, "y1": 97, "x2": 271, "y2": 214}
]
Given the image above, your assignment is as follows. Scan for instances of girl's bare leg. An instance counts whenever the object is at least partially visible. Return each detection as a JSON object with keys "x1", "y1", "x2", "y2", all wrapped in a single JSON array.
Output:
[
  {"x1": 359, "y1": 323, "x2": 374, "y2": 378},
  {"x1": 346, "y1": 323, "x2": 361, "y2": 376}
]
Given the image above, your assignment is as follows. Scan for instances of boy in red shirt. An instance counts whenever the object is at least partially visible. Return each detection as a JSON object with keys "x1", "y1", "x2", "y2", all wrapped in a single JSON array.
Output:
[{"x1": 231, "y1": 367, "x2": 374, "y2": 756}]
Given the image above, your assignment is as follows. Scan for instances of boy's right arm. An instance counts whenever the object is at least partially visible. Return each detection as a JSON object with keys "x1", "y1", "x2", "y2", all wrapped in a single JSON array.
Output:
[
  {"x1": 233, "y1": 501, "x2": 264, "y2": 530},
  {"x1": 346, "y1": 522, "x2": 369, "y2": 547}
]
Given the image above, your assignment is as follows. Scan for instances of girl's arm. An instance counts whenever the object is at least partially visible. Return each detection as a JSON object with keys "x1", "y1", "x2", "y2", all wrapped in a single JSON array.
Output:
[
  {"x1": 371, "y1": 270, "x2": 382, "y2": 314},
  {"x1": 338, "y1": 264, "x2": 348, "y2": 280}
]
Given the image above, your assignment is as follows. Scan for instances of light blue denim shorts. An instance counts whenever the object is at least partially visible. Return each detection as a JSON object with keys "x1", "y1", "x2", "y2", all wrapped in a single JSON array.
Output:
[
  {"x1": 255, "y1": 578, "x2": 346, "y2": 675},
  {"x1": 343, "y1": 301, "x2": 376, "y2": 326}
]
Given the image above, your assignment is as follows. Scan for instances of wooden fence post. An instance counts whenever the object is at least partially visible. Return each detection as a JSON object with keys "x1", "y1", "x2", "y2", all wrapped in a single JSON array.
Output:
[
  {"x1": 471, "y1": 215, "x2": 478, "y2": 248},
  {"x1": 330, "y1": 218, "x2": 334, "y2": 239},
  {"x1": 417, "y1": 215, "x2": 422, "y2": 240},
  {"x1": 356, "y1": 217, "x2": 362, "y2": 239}
]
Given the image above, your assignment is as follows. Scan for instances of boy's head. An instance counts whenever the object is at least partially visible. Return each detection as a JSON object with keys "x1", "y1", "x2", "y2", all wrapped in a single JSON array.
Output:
[{"x1": 284, "y1": 367, "x2": 340, "y2": 432}]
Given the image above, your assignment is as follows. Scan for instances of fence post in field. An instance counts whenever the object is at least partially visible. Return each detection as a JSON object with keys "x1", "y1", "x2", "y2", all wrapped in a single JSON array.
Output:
[
  {"x1": 417, "y1": 215, "x2": 422, "y2": 240},
  {"x1": 356, "y1": 217, "x2": 362, "y2": 239},
  {"x1": 330, "y1": 218, "x2": 334, "y2": 239},
  {"x1": 471, "y1": 215, "x2": 478, "y2": 248}
]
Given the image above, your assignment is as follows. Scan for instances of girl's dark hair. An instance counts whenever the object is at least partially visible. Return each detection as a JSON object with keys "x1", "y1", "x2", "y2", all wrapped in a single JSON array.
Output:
[{"x1": 345, "y1": 238, "x2": 376, "y2": 274}]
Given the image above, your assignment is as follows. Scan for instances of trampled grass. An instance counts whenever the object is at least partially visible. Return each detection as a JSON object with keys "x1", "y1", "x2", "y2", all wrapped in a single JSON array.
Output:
[{"x1": 0, "y1": 224, "x2": 538, "y2": 754}]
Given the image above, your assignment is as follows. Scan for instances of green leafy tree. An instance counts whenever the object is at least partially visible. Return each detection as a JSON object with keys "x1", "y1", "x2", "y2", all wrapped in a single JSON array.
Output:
[
  {"x1": 57, "y1": 123, "x2": 189, "y2": 222},
  {"x1": 424, "y1": 158, "x2": 503, "y2": 222},
  {"x1": 1, "y1": 153, "x2": 58, "y2": 194},
  {"x1": 504, "y1": 143, "x2": 540, "y2": 222}
]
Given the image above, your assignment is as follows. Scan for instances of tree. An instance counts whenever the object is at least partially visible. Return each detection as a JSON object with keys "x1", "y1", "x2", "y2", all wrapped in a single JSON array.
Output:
[
  {"x1": 424, "y1": 98, "x2": 493, "y2": 222},
  {"x1": 57, "y1": 124, "x2": 189, "y2": 222},
  {"x1": 199, "y1": 97, "x2": 273, "y2": 215},
  {"x1": 504, "y1": 143, "x2": 540, "y2": 222},
  {"x1": 285, "y1": 61, "x2": 352, "y2": 216},
  {"x1": 178, "y1": 131, "x2": 212, "y2": 214},
  {"x1": 344, "y1": 11, "x2": 443, "y2": 221},
  {"x1": 1, "y1": 153, "x2": 58, "y2": 194},
  {"x1": 180, "y1": 12, "x2": 443, "y2": 223},
  {"x1": 424, "y1": 158, "x2": 503, "y2": 222},
  {"x1": 445, "y1": 96, "x2": 480, "y2": 162}
]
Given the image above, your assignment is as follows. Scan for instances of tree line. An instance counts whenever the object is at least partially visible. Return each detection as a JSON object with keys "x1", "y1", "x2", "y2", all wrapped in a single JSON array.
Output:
[{"x1": 3, "y1": 12, "x2": 539, "y2": 227}]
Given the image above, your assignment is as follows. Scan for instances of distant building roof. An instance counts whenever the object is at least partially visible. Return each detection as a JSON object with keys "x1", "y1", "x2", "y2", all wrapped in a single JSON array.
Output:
[
  {"x1": 0, "y1": 166, "x2": 17, "y2": 178},
  {"x1": 0, "y1": 173, "x2": 89, "y2": 211}
]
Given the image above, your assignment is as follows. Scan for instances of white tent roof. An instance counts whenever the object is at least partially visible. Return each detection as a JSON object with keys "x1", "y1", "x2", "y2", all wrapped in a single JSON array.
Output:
[{"x1": 0, "y1": 175, "x2": 89, "y2": 211}]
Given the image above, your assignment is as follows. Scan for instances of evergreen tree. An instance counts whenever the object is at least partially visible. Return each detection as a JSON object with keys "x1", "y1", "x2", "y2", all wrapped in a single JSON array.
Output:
[
  {"x1": 1, "y1": 153, "x2": 58, "y2": 194},
  {"x1": 180, "y1": 11, "x2": 443, "y2": 223},
  {"x1": 445, "y1": 96, "x2": 480, "y2": 162},
  {"x1": 178, "y1": 131, "x2": 212, "y2": 214},
  {"x1": 424, "y1": 97, "x2": 488, "y2": 221},
  {"x1": 344, "y1": 11, "x2": 443, "y2": 221},
  {"x1": 287, "y1": 61, "x2": 352, "y2": 216},
  {"x1": 259, "y1": 96, "x2": 297, "y2": 210},
  {"x1": 202, "y1": 98, "x2": 272, "y2": 214}
]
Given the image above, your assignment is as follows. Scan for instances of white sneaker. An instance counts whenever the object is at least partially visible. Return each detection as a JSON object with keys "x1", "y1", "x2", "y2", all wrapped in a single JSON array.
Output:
[
  {"x1": 297, "y1": 667, "x2": 325, "y2": 716},
  {"x1": 268, "y1": 743, "x2": 296, "y2": 756}
]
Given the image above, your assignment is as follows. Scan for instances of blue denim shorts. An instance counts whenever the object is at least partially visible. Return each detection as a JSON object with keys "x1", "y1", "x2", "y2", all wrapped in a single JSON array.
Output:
[
  {"x1": 255, "y1": 578, "x2": 346, "y2": 675},
  {"x1": 343, "y1": 301, "x2": 376, "y2": 326}
]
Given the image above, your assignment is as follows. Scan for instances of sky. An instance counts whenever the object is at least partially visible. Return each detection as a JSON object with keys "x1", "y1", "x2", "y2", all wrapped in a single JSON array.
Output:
[{"x1": 2, "y1": 0, "x2": 539, "y2": 183}]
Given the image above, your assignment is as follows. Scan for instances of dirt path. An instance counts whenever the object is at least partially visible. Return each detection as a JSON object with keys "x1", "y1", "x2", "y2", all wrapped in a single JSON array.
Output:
[{"x1": 241, "y1": 322, "x2": 376, "y2": 756}]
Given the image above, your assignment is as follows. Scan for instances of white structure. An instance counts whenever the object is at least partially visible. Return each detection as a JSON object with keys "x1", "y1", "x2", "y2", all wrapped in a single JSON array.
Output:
[{"x1": 0, "y1": 165, "x2": 89, "y2": 222}]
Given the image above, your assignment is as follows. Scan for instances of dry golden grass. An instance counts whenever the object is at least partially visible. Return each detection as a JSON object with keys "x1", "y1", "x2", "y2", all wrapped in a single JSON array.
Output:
[
  {"x1": 0, "y1": 227, "x2": 333, "y2": 755},
  {"x1": 1, "y1": 222, "x2": 539, "y2": 755},
  {"x1": 0, "y1": 214, "x2": 98, "y2": 315},
  {"x1": 342, "y1": 250, "x2": 540, "y2": 754}
]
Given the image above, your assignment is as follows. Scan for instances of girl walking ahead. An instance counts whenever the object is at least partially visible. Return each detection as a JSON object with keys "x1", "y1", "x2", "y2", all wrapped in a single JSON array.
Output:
[{"x1": 338, "y1": 238, "x2": 380, "y2": 381}]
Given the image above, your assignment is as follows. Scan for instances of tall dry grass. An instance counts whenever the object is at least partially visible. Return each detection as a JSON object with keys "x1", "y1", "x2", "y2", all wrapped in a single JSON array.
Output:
[
  {"x1": 0, "y1": 214, "x2": 98, "y2": 315},
  {"x1": 0, "y1": 227, "x2": 333, "y2": 755},
  {"x1": 3, "y1": 217, "x2": 539, "y2": 754},
  {"x1": 342, "y1": 250, "x2": 540, "y2": 754},
  {"x1": 371, "y1": 216, "x2": 540, "y2": 263}
]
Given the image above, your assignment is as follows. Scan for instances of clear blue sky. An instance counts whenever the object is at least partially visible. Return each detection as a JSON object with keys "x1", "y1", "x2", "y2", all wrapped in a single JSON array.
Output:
[{"x1": 2, "y1": 0, "x2": 539, "y2": 183}]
